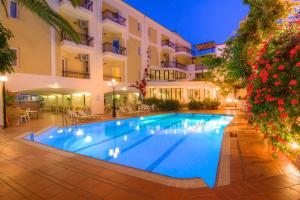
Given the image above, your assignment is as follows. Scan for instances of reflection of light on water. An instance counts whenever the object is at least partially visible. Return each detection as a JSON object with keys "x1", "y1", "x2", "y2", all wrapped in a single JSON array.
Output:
[
  {"x1": 174, "y1": 130, "x2": 177, "y2": 134},
  {"x1": 116, "y1": 121, "x2": 121, "y2": 126},
  {"x1": 109, "y1": 147, "x2": 121, "y2": 158},
  {"x1": 150, "y1": 129, "x2": 155, "y2": 134},
  {"x1": 68, "y1": 128, "x2": 72, "y2": 132},
  {"x1": 57, "y1": 129, "x2": 63, "y2": 133},
  {"x1": 183, "y1": 120, "x2": 188, "y2": 129},
  {"x1": 84, "y1": 136, "x2": 92, "y2": 142},
  {"x1": 136, "y1": 126, "x2": 140, "y2": 131},
  {"x1": 76, "y1": 129, "x2": 84, "y2": 136},
  {"x1": 216, "y1": 129, "x2": 220, "y2": 134},
  {"x1": 183, "y1": 130, "x2": 186, "y2": 135},
  {"x1": 124, "y1": 135, "x2": 128, "y2": 141},
  {"x1": 49, "y1": 135, "x2": 53, "y2": 139},
  {"x1": 129, "y1": 123, "x2": 133, "y2": 127},
  {"x1": 165, "y1": 130, "x2": 168, "y2": 134},
  {"x1": 140, "y1": 117, "x2": 144, "y2": 120}
]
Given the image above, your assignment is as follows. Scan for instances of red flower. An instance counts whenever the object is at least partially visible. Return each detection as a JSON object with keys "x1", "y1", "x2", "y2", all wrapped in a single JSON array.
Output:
[
  {"x1": 280, "y1": 113, "x2": 288, "y2": 118},
  {"x1": 266, "y1": 64, "x2": 273, "y2": 70},
  {"x1": 274, "y1": 58, "x2": 281, "y2": 63},
  {"x1": 253, "y1": 64, "x2": 259, "y2": 70},
  {"x1": 278, "y1": 65, "x2": 285, "y2": 71},
  {"x1": 274, "y1": 81, "x2": 281, "y2": 86},
  {"x1": 278, "y1": 98, "x2": 284, "y2": 105},
  {"x1": 247, "y1": 73, "x2": 256, "y2": 81},
  {"x1": 289, "y1": 80, "x2": 297, "y2": 86},
  {"x1": 278, "y1": 107, "x2": 284, "y2": 112},
  {"x1": 275, "y1": 50, "x2": 281, "y2": 55},
  {"x1": 272, "y1": 74, "x2": 279, "y2": 79},
  {"x1": 296, "y1": 62, "x2": 300, "y2": 67},
  {"x1": 259, "y1": 69, "x2": 269, "y2": 83},
  {"x1": 291, "y1": 99, "x2": 298, "y2": 105},
  {"x1": 290, "y1": 49, "x2": 297, "y2": 55}
]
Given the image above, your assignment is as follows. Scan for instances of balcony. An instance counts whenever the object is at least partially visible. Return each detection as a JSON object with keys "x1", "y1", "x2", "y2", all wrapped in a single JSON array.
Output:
[
  {"x1": 58, "y1": 0, "x2": 93, "y2": 20},
  {"x1": 103, "y1": 75, "x2": 123, "y2": 82},
  {"x1": 60, "y1": 32, "x2": 94, "y2": 53},
  {"x1": 161, "y1": 40, "x2": 175, "y2": 50},
  {"x1": 195, "y1": 65, "x2": 208, "y2": 71},
  {"x1": 175, "y1": 46, "x2": 192, "y2": 56},
  {"x1": 62, "y1": 70, "x2": 90, "y2": 79},
  {"x1": 102, "y1": 10, "x2": 126, "y2": 33},
  {"x1": 102, "y1": 42, "x2": 127, "y2": 61},
  {"x1": 161, "y1": 62, "x2": 188, "y2": 71}
]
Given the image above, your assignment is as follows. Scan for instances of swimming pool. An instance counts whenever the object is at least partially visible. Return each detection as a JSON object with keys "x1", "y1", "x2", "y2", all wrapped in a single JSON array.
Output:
[{"x1": 25, "y1": 113, "x2": 233, "y2": 188}]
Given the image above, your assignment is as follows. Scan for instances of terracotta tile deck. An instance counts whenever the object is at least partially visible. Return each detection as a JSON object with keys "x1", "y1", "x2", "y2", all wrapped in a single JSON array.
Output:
[{"x1": 1, "y1": 111, "x2": 300, "y2": 199}]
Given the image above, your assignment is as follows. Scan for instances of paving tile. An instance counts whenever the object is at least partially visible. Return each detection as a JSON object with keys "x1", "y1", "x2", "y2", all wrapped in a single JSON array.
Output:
[{"x1": 1, "y1": 112, "x2": 300, "y2": 199}]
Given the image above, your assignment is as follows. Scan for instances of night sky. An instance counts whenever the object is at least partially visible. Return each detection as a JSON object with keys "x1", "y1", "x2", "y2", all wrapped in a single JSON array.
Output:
[{"x1": 123, "y1": 0, "x2": 249, "y2": 44}]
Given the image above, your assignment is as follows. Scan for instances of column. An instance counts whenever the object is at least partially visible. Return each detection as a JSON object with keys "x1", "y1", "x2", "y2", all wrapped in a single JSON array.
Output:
[
  {"x1": 90, "y1": 92, "x2": 104, "y2": 114},
  {"x1": 0, "y1": 83, "x2": 3, "y2": 127}
]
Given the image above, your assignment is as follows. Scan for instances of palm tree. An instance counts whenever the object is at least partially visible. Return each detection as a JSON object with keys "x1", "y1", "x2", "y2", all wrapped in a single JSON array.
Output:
[{"x1": 1, "y1": 0, "x2": 84, "y2": 43}]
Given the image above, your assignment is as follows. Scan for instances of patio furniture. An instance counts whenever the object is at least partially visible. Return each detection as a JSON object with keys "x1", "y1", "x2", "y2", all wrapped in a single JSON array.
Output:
[
  {"x1": 77, "y1": 110, "x2": 102, "y2": 119},
  {"x1": 27, "y1": 109, "x2": 39, "y2": 119},
  {"x1": 140, "y1": 104, "x2": 151, "y2": 112},
  {"x1": 126, "y1": 105, "x2": 140, "y2": 114},
  {"x1": 19, "y1": 109, "x2": 30, "y2": 124}
]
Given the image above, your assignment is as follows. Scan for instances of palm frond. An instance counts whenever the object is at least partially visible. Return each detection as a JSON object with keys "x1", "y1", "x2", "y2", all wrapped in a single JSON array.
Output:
[
  {"x1": 0, "y1": 0, "x2": 9, "y2": 17},
  {"x1": 69, "y1": 0, "x2": 85, "y2": 7},
  {"x1": 16, "y1": 0, "x2": 80, "y2": 43}
]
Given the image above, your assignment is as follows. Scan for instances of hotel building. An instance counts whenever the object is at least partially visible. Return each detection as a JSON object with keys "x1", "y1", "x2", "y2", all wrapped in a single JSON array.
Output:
[{"x1": 0, "y1": 0, "x2": 218, "y2": 116}]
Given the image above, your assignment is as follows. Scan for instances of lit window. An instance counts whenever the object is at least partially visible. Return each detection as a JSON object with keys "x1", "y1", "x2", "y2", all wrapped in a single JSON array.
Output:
[
  {"x1": 9, "y1": 0, "x2": 18, "y2": 19},
  {"x1": 10, "y1": 48, "x2": 19, "y2": 67}
]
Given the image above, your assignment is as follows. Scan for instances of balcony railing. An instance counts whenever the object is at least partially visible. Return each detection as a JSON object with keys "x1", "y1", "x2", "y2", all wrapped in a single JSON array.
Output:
[
  {"x1": 62, "y1": 70, "x2": 90, "y2": 79},
  {"x1": 59, "y1": 0, "x2": 93, "y2": 12},
  {"x1": 161, "y1": 40, "x2": 175, "y2": 49},
  {"x1": 61, "y1": 32, "x2": 94, "y2": 47},
  {"x1": 176, "y1": 46, "x2": 192, "y2": 54},
  {"x1": 102, "y1": 10, "x2": 126, "y2": 26},
  {"x1": 103, "y1": 42, "x2": 126, "y2": 56},
  {"x1": 80, "y1": 0, "x2": 93, "y2": 12},
  {"x1": 103, "y1": 75, "x2": 122, "y2": 82},
  {"x1": 195, "y1": 65, "x2": 208, "y2": 71},
  {"x1": 161, "y1": 62, "x2": 188, "y2": 71}
]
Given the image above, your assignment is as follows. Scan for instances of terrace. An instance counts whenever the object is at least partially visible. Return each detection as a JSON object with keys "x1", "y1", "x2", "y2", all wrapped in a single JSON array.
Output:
[{"x1": 0, "y1": 111, "x2": 299, "y2": 199}]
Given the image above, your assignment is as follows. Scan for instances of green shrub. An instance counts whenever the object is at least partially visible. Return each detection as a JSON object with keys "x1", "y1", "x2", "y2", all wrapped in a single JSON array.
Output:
[
  {"x1": 188, "y1": 99, "x2": 220, "y2": 110},
  {"x1": 157, "y1": 100, "x2": 181, "y2": 111},
  {"x1": 188, "y1": 100, "x2": 203, "y2": 110},
  {"x1": 142, "y1": 98, "x2": 162, "y2": 106}
]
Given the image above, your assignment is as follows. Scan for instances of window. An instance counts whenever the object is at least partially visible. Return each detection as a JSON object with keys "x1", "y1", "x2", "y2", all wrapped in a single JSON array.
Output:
[
  {"x1": 137, "y1": 22, "x2": 141, "y2": 32},
  {"x1": 9, "y1": 0, "x2": 18, "y2": 19},
  {"x1": 11, "y1": 48, "x2": 19, "y2": 67},
  {"x1": 138, "y1": 47, "x2": 141, "y2": 56}
]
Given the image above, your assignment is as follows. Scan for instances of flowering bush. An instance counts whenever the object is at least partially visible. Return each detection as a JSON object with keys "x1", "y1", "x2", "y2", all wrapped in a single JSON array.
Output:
[{"x1": 247, "y1": 24, "x2": 300, "y2": 157}]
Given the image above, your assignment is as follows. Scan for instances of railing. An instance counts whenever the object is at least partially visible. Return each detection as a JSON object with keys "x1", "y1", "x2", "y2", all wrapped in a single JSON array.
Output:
[
  {"x1": 176, "y1": 46, "x2": 192, "y2": 54},
  {"x1": 103, "y1": 42, "x2": 126, "y2": 56},
  {"x1": 59, "y1": 0, "x2": 93, "y2": 12},
  {"x1": 161, "y1": 62, "x2": 188, "y2": 71},
  {"x1": 103, "y1": 75, "x2": 122, "y2": 81},
  {"x1": 80, "y1": 0, "x2": 93, "y2": 12},
  {"x1": 62, "y1": 70, "x2": 90, "y2": 79},
  {"x1": 102, "y1": 10, "x2": 126, "y2": 26},
  {"x1": 61, "y1": 32, "x2": 94, "y2": 47},
  {"x1": 161, "y1": 40, "x2": 175, "y2": 49},
  {"x1": 195, "y1": 65, "x2": 208, "y2": 71}
]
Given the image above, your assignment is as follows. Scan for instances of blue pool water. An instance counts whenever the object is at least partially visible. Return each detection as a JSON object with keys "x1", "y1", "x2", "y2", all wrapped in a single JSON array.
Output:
[{"x1": 25, "y1": 113, "x2": 233, "y2": 187}]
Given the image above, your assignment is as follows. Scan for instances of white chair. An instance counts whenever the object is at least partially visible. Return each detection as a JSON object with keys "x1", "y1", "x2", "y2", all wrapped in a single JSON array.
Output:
[{"x1": 19, "y1": 109, "x2": 30, "y2": 124}]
